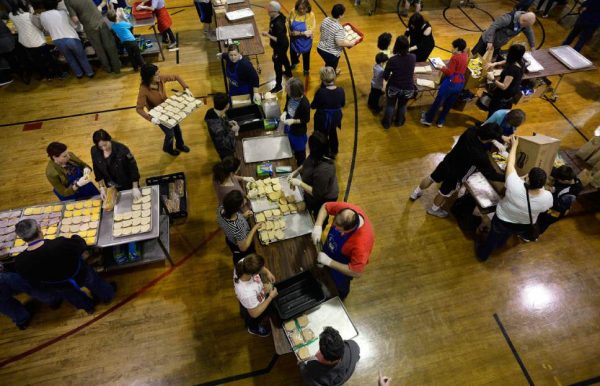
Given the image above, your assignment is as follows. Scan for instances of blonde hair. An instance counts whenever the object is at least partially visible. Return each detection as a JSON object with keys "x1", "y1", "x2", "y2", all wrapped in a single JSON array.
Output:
[{"x1": 319, "y1": 66, "x2": 336, "y2": 85}]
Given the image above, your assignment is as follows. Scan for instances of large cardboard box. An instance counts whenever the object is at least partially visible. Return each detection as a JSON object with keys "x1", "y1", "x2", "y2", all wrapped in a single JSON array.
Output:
[{"x1": 515, "y1": 134, "x2": 561, "y2": 176}]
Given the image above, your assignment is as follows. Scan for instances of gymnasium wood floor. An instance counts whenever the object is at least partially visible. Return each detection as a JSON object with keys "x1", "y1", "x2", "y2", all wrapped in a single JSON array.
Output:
[{"x1": 1, "y1": 0, "x2": 599, "y2": 384}]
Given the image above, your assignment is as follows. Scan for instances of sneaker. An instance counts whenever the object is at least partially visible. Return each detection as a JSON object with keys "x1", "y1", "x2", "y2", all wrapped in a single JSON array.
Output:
[
  {"x1": 177, "y1": 145, "x2": 190, "y2": 153},
  {"x1": 17, "y1": 317, "x2": 31, "y2": 330},
  {"x1": 426, "y1": 207, "x2": 449, "y2": 218},
  {"x1": 165, "y1": 148, "x2": 180, "y2": 156},
  {"x1": 270, "y1": 85, "x2": 283, "y2": 93},
  {"x1": 0, "y1": 79, "x2": 14, "y2": 87},
  {"x1": 542, "y1": 14, "x2": 549, "y2": 18},
  {"x1": 409, "y1": 189, "x2": 423, "y2": 201},
  {"x1": 436, "y1": 122, "x2": 444, "y2": 128},
  {"x1": 168, "y1": 42, "x2": 178, "y2": 49},
  {"x1": 247, "y1": 325, "x2": 271, "y2": 337},
  {"x1": 517, "y1": 235, "x2": 538, "y2": 243},
  {"x1": 420, "y1": 113, "x2": 432, "y2": 126}
]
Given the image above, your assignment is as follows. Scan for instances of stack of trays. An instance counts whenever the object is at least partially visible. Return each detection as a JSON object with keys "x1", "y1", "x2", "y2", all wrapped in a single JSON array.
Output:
[
  {"x1": 112, "y1": 187, "x2": 153, "y2": 237},
  {"x1": 148, "y1": 93, "x2": 203, "y2": 128},
  {"x1": 0, "y1": 209, "x2": 23, "y2": 258},
  {"x1": 59, "y1": 199, "x2": 102, "y2": 245}
]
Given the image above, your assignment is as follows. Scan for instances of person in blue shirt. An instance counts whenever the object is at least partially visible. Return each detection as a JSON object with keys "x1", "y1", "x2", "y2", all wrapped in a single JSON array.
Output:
[
  {"x1": 107, "y1": 9, "x2": 145, "y2": 71},
  {"x1": 483, "y1": 108, "x2": 526, "y2": 139},
  {"x1": 562, "y1": 0, "x2": 600, "y2": 52}
]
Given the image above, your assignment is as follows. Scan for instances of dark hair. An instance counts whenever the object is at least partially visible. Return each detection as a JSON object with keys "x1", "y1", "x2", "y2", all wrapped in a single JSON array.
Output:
[
  {"x1": 505, "y1": 109, "x2": 526, "y2": 127},
  {"x1": 228, "y1": 44, "x2": 240, "y2": 53},
  {"x1": 506, "y1": 44, "x2": 526, "y2": 65},
  {"x1": 331, "y1": 3, "x2": 345, "y2": 18},
  {"x1": 234, "y1": 253, "x2": 265, "y2": 282},
  {"x1": 42, "y1": 0, "x2": 58, "y2": 10},
  {"x1": 554, "y1": 165, "x2": 576, "y2": 182},
  {"x1": 319, "y1": 327, "x2": 345, "y2": 362},
  {"x1": 294, "y1": 0, "x2": 311, "y2": 13},
  {"x1": 334, "y1": 209, "x2": 359, "y2": 231},
  {"x1": 476, "y1": 123, "x2": 502, "y2": 142},
  {"x1": 308, "y1": 132, "x2": 329, "y2": 162},
  {"x1": 213, "y1": 156, "x2": 241, "y2": 183},
  {"x1": 15, "y1": 219, "x2": 39, "y2": 242},
  {"x1": 46, "y1": 141, "x2": 67, "y2": 158},
  {"x1": 213, "y1": 92, "x2": 230, "y2": 110},
  {"x1": 140, "y1": 63, "x2": 158, "y2": 87},
  {"x1": 106, "y1": 9, "x2": 117, "y2": 22},
  {"x1": 375, "y1": 52, "x2": 388, "y2": 64},
  {"x1": 222, "y1": 190, "x2": 244, "y2": 217},
  {"x1": 527, "y1": 167, "x2": 547, "y2": 190},
  {"x1": 286, "y1": 78, "x2": 304, "y2": 99},
  {"x1": 408, "y1": 12, "x2": 425, "y2": 30},
  {"x1": 377, "y1": 32, "x2": 392, "y2": 51},
  {"x1": 92, "y1": 129, "x2": 112, "y2": 146},
  {"x1": 6, "y1": 0, "x2": 29, "y2": 14},
  {"x1": 452, "y1": 38, "x2": 467, "y2": 52},
  {"x1": 392, "y1": 35, "x2": 410, "y2": 56}
]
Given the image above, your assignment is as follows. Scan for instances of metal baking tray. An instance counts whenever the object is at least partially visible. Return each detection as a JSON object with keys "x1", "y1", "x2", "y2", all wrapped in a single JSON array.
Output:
[
  {"x1": 149, "y1": 94, "x2": 202, "y2": 129},
  {"x1": 284, "y1": 297, "x2": 359, "y2": 361},
  {"x1": 216, "y1": 24, "x2": 255, "y2": 41},
  {"x1": 256, "y1": 211, "x2": 313, "y2": 245},
  {"x1": 242, "y1": 135, "x2": 293, "y2": 163},
  {"x1": 96, "y1": 185, "x2": 160, "y2": 247},
  {"x1": 549, "y1": 46, "x2": 593, "y2": 70},
  {"x1": 465, "y1": 172, "x2": 500, "y2": 209},
  {"x1": 59, "y1": 198, "x2": 103, "y2": 245},
  {"x1": 249, "y1": 176, "x2": 304, "y2": 212}
]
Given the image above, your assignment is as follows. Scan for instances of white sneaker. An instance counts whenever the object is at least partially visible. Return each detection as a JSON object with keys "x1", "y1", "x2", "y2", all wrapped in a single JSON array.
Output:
[
  {"x1": 427, "y1": 207, "x2": 448, "y2": 218},
  {"x1": 420, "y1": 112, "x2": 432, "y2": 126},
  {"x1": 410, "y1": 190, "x2": 423, "y2": 201}
]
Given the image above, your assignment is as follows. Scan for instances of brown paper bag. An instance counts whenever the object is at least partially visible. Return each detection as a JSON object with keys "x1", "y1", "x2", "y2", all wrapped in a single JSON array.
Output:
[
  {"x1": 575, "y1": 136, "x2": 600, "y2": 161},
  {"x1": 578, "y1": 169, "x2": 592, "y2": 187}
]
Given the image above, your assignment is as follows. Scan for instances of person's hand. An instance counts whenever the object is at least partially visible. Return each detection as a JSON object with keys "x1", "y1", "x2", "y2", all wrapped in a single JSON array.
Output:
[
  {"x1": 317, "y1": 252, "x2": 332, "y2": 266},
  {"x1": 83, "y1": 167, "x2": 92, "y2": 176},
  {"x1": 269, "y1": 286, "x2": 279, "y2": 298},
  {"x1": 265, "y1": 270, "x2": 276, "y2": 283},
  {"x1": 283, "y1": 118, "x2": 296, "y2": 126},
  {"x1": 311, "y1": 225, "x2": 322, "y2": 245},
  {"x1": 261, "y1": 31, "x2": 268, "y2": 37},
  {"x1": 132, "y1": 187, "x2": 142, "y2": 202},
  {"x1": 253, "y1": 93, "x2": 261, "y2": 105},
  {"x1": 511, "y1": 135, "x2": 519, "y2": 146},
  {"x1": 100, "y1": 187, "x2": 107, "y2": 200},
  {"x1": 378, "y1": 370, "x2": 391, "y2": 386},
  {"x1": 243, "y1": 209, "x2": 253, "y2": 218},
  {"x1": 486, "y1": 42, "x2": 493, "y2": 51},
  {"x1": 304, "y1": 30, "x2": 313, "y2": 37},
  {"x1": 216, "y1": 52, "x2": 223, "y2": 59},
  {"x1": 280, "y1": 112, "x2": 287, "y2": 122},
  {"x1": 151, "y1": 117, "x2": 161, "y2": 125},
  {"x1": 76, "y1": 176, "x2": 89, "y2": 187},
  {"x1": 289, "y1": 178, "x2": 302, "y2": 187},
  {"x1": 241, "y1": 176, "x2": 255, "y2": 182},
  {"x1": 486, "y1": 71, "x2": 495, "y2": 81},
  {"x1": 136, "y1": 4, "x2": 144, "y2": 10},
  {"x1": 184, "y1": 88, "x2": 194, "y2": 98}
]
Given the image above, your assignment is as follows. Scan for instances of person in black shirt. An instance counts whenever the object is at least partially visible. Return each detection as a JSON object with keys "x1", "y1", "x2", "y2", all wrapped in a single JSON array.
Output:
[
  {"x1": 485, "y1": 44, "x2": 525, "y2": 117},
  {"x1": 262, "y1": 1, "x2": 291, "y2": 93},
  {"x1": 281, "y1": 77, "x2": 310, "y2": 165},
  {"x1": 404, "y1": 13, "x2": 435, "y2": 62},
  {"x1": 311, "y1": 66, "x2": 345, "y2": 157},
  {"x1": 204, "y1": 92, "x2": 239, "y2": 159},
  {"x1": 410, "y1": 123, "x2": 505, "y2": 218},
  {"x1": 15, "y1": 219, "x2": 115, "y2": 314}
]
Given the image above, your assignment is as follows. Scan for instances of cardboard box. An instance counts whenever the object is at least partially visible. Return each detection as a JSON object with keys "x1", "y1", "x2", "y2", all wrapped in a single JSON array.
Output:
[{"x1": 515, "y1": 134, "x2": 561, "y2": 176}]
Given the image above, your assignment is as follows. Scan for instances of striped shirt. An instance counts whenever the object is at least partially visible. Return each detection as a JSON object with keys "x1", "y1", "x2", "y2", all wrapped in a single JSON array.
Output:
[
  {"x1": 9, "y1": 11, "x2": 46, "y2": 48},
  {"x1": 317, "y1": 17, "x2": 345, "y2": 57},
  {"x1": 217, "y1": 206, "x2": 250, "y2": 245}
]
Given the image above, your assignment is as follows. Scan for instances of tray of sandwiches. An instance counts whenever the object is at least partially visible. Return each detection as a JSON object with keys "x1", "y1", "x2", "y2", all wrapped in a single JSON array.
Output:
[
  {"x1": 147, "y1": 93, "x2": 203, "y2": 129},
  {"x1": 112, "y1": 187, "x2": 153, "y2": 238},
  {"x1": 0, "y1": 209, "x2": 24, "y2": 259},
  {"x1": 58, "y1": 199, "x2": 102, "y2": 246}
]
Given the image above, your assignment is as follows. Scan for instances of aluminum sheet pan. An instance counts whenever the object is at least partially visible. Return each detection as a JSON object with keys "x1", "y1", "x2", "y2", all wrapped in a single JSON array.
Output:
[
  {"x1": 256, "y1": 210, "x2": 313, "y2": 245},
  {"x1": 285, "y1": 297, "x2": 358, "y2": 361},
  {"x1": 242, "y1": 135, "x2": 293, "y2": 163},
  {"x1": 226, "y1": 8, "x2": 254, "y2": 21},
  {"x1": 465, "y1": 172, "x2": 500, "y2": 209},
  {"x1": 549, "y1": 46, "x2": 593, "y2": 70},
  {"x1": 96, "y1": 185, "x2": 160, "y2": 247},
  {"x1": 249, "y1": 177, "x2": 304, "y2": 212},
  {"x1": 216, "y1": 24, "x2": 255, "y2": 41}
]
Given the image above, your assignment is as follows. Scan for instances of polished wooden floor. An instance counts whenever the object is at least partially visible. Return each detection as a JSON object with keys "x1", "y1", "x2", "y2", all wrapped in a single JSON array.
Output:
[{"x1": 0, "y1": 0, "x2": 599, "y2": 384}]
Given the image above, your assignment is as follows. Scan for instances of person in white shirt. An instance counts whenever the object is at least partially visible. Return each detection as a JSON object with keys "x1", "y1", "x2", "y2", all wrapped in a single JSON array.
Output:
[
  {"x1": 7, "y1": 0, "x2": 65, "y2": 80},
  {"x1": 475, "y1": 135, "x2": 553, "y2": 261},
  {"x1": 233, "y1": 254, "x2": 278, "y2": 337},
  {"x1": 37, "y1": 0, "x2": 94, "y2": 78}
]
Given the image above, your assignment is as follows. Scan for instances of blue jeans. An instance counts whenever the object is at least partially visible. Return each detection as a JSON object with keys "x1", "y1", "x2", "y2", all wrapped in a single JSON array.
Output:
[
  {"x1": 53, "y1": 38, "x2": 94, "y2": 77},
  {"x1": 382, "y1": 93, "x2": 408, "y2": 128},
  {"x1": 159, "y1": 123, "x2": 185, "y2": 151},
  {"x1": 424, "y1": 80, "x2": 464, "y2": 125},
  {"x1": 0, "y1": 272, "x2": 61, "y2": 326}
]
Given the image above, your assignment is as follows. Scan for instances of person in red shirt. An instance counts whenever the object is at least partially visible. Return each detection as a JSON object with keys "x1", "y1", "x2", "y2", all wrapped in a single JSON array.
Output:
[
  {"x1": 311, "y1": 202, "x2": 374, "y2": 300},
  {"x1": 420, "y1": 38, "x2": 468, "y2": 128}
]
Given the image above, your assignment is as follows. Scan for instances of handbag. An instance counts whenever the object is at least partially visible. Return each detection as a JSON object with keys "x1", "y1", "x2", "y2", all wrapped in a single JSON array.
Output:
[{"x1": 524, "y1": 184, "x2": 540, "y2": 241}]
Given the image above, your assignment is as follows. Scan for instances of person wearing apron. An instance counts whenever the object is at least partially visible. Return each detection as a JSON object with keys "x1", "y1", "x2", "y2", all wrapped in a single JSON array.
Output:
[
  {"x1": 420, "y1": 38, "x2": 469, "y2": 128},
  {"x1": 281, "y1": 78, "x2": 310, "y2": 165},
  {"x1": 311, "y1": 66, "x2": 345, "y2": 158},
  {"x1": 137, "y1": 0, "x2": 177, "y2": 48},
  {"x1": 45, "y1": 142, "x2": 100, "y2": 201},
  {"x1": 288, "y1": 0, "x2": 315, "y2": 75},
  {"x1": 219, "y1": 45, "x2": 261, "y2": 104},
  {"x1": 311, "y1": 202, "x2": 375, "y2": 300}
]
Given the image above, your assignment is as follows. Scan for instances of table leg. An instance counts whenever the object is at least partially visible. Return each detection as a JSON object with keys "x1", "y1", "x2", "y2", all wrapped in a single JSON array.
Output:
[
  {"x1": 157, "y1": 237, "x2": 174, "y2": 266},
  {"x1": 220, "y1": 58, "x2": 228, "y2": 93},
  {"x1": 543, "y1": 74, "x2": 564, "y2": 102},
  {"x1": 153, "y1": 25, "x2": 165, "y2": 61},
  {"x1": 255, "y1": 54, "x2": 261, "y2": 74}
]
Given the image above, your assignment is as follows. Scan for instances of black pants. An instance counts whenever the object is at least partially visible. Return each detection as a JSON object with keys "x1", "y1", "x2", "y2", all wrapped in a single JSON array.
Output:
[
  {"x1": 382, "y1": 93, "x2": 409, "y2": 128},
  {"x1": 226, "y1": 237, "x2": 255, "y2": 265},
  {"x1": 162, "y1": 28, "x2": 176, "y2": 44},
  {"x1": 27, "y1": 45, "x2": 63, "y2": 79},
  {"x1": 272, "y1": 49, "x2": 291, "y2": 87},
  {"x1": 563, "y1": 20, "x2": 598, "y2": 52},
  {"x1": 316, "y1": 126, "x2": 339, "y2": 157},
  {"x1": 239, "y1": 302, "x2": 270, "y2": 330},
  {"x1": 476, "y1": 216, "x2": 530, "y2": 261},
  {"x1": 368, "y1": 87, "x2": 384, "y2": 112},
  {"x1": 290, "y1": 46, "x2": 310, "y2": 72},
  {"x1": 472, "y1": 37, "x2": 500, "y2": 60},
  {"x1": 317, "y1": 47, "x2": 340, "y2": 69},
  {"x1": 536, "y1": 212, "x2": 560, "y2": 235},
  {"x1": 123, "y1": 41, "x2": 145, "y2": 71},
  {"x1": 487, "y1": 95, "x2": 513, "y2": 118},
  {"x1": 159, "y1": 123, "x2": 185, "y2": 151}
]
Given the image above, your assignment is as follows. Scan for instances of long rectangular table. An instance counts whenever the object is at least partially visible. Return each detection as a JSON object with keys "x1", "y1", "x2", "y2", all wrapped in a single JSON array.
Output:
[{"x1": 235, "y1": 127, "x2": 337, "y2": 355}]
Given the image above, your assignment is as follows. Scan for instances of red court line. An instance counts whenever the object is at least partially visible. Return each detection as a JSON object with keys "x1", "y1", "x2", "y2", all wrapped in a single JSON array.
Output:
[{"x1": 0, "y1": 228, "x2": 221, "y2": 369}]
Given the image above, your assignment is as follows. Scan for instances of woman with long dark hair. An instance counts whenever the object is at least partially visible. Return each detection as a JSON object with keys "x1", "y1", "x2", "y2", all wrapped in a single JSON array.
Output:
[
  {"x1": 485, "y1": 44, "x2": 526, "y2": 117},
  {"x1": 404, "y1": 12, "x2": 434, "y2": 62},
  {"x1": 382, "y1": 36, "x2": 416, "y2": 129},
  {"x1": 136, "y1": 63, "x2": 192, "y2": 156}
]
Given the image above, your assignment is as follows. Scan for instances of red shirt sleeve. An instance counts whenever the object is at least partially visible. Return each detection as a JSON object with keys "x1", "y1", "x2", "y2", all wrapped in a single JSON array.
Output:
[
  {"x1": 441, "y1": 55, "x2": 458, "y2": 77},
  {"x1": 344, "y1": 224, "x2": 375, "y2": 273}
]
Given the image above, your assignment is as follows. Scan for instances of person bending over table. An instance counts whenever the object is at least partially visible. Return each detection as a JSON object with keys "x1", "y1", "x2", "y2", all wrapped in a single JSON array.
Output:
[
  {"x1": 281, "y1": 77, "x2": 310, "y2": 165},
  {"x1": 483, "y1": 108, "x2": 526, "y2": 140},
  {"x1": 212, "y1": 156, "x2": 254, "y2": 206},
  {"x1": 288, "y1": 132, "x2": 339, "y2": 224},
  {"x1": 485, "y1": 44, "x2": 526, "y2": 117},
  {"x1": 410, "y1": 123, "x2": 505, "y2": 218},
  {"x1": 471, "y1": 10, "x2": 536, "y2": 61},
  {"x1": 299, "y1": 326, "x2": 360, "y2": 386},
  {"x1": 137, "y1": 63, "x2": 192, "y2": 156},
  {"x1": 475, "y1": 136, "x2": 553, "y2": 261},
  {"x1": 217, "y1": 190, "x2": 263, "y2": 265},
  {"x1": 218, "y1": 45, "x2": 261, "y2": 104},
  {"x1": 234, "y1": 253, "x2": 277, "y2": 337},
  {"x1": 204, "y1": 92, "x2": 239, "y2": 159},
  {"x1": 46, "y1": 141, "x2": 99, "y2": 201},
  {"x1": 15, "y1": 219, "x2": 116, "y2": 314},
  {"x1": 262, "y1": 1, "x2": 292, "y2": 93},
  {"x1": 404, "y1": 12, "x2": 434, "y2": 62},
  {"x1": 311, "y1": 202, "x2": 374, "y2": 300},
  {"x1": 311, "y1": 66, "x2": 345, "y2": 158}
]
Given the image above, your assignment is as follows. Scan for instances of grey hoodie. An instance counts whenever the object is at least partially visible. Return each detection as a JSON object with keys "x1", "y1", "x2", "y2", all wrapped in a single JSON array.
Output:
[{"x1": 299, "y1": 340, "x2": 360, "y2": 386}]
